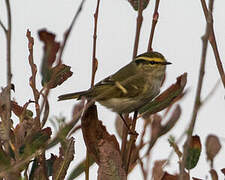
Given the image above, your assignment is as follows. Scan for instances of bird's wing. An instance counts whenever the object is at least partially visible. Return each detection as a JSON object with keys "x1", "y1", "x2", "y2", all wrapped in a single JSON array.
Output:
[{"x1": 91, "y1": 63, "x2": 145, "y2": 99}]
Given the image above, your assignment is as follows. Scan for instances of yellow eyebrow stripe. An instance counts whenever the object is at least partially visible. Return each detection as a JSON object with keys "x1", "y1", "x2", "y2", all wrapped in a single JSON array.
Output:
[{"x1": 135, "y1": 57, "x2": 165, "y2": 63}]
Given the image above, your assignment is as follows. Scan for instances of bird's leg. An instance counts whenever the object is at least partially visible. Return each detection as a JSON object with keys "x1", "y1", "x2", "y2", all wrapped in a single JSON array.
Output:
[{"x1": 119, "y1": 114, "x2": 137, "y2": 135}]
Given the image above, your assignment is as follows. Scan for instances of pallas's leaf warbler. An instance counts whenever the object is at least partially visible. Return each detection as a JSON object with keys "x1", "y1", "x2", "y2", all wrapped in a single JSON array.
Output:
[{"x1": 58, "y1": 51, "x2": 171, "y2": 131}]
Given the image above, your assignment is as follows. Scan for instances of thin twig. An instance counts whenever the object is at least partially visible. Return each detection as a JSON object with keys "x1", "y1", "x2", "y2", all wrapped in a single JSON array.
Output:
[
  {"x1": 138, "y1": 157, "x2": 147, "y2": 180},
  {"x1": 0, "y1": 19, "x2": 7, "y2": 34},
  {"x1": 91, "y1": 0, "x2": 100, "y2": 87},
  {"x1": 147, "y1": 0, "x2": 160, "y2": 52},
  {"x1": 41, "y1": 0, "x2": 86, "y2": 123},
  {"x1": 84, "y1": 1, "x2": 101, "y2": 179},
  {"x1": 6, "y1": 0, "x2": 12, "y2": 86},
  {"x1": 3, "y1": 0, "x2": 12, "y2": 154},
  {"x1": 26, "y1": 30, "x2": 41, "y2": 127},
  {"x1": 132, "y1": 0, "x2": 143, "y2": 59},
  {"x1": 56, "y1": 0, "x2": 86, "y2": 65},
  {"x1": 200, "y1": 0, "x2": 225, "y2": 88},
  {"x1": 201, "y1": 79, "x2": 220, "y2": 105},
  {"x1": 180, "y1": 0, "x2": 214, "y2": 178}
]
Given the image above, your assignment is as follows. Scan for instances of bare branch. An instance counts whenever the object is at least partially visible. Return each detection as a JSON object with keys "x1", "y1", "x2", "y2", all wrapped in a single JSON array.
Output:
[
  {"x1": 201, "y1": 79, "x2": 220, "y2": 105},
  {"x1": 91, "y1": 0, "x2": 101, "y2": 87},
  {"x1": 132, "y1": 0, "x2": 143, "y2": 58},
  {"x1": 147, "y1": 0, "x2": 160, "y2": 52},
  {"x1": 56, "y1": 0, "x2": 86, "y2": 65},
  {"x1": 180, "y1": 0, "x2": 214, "y2": 178},
  {"x1": 0, "y1": 19, "x2": 7, "y2": 34},
  {"x1": 200, "y1": 0, "x2": 225, "y2": 88}
]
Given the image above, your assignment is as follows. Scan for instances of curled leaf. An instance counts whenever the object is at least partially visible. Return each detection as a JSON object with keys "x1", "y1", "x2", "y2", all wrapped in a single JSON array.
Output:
[
  {"x1": 139, "y1": 73, "x2": 187, "y2": 116},
  {"x1": 185, "y1": 135, "x2": 202, "y2": 170}
]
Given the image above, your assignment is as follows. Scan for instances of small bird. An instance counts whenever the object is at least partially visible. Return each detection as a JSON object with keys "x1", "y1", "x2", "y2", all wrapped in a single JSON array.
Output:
[{"x1": 58, "y1": 51, "x2": 171, "y2": 131}]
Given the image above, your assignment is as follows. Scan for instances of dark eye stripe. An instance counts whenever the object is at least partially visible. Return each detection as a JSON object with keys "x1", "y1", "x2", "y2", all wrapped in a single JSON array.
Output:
[{"x1": 135, "y1": 59, "x2": 160, "y2": 65}]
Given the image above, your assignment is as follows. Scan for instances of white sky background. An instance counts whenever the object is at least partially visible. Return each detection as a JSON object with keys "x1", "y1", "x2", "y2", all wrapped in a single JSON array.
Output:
[{"x1": 0, "y1": 0, "x2": 225, "y2": 179}]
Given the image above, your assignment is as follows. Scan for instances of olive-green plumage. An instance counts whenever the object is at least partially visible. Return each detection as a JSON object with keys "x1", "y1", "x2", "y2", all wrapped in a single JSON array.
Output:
[{"x1": 58, "y1": 51, "x2": 171, "y2": 114}]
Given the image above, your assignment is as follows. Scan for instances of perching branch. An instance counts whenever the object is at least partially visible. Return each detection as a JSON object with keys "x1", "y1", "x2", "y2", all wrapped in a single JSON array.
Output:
[
  {"x1": 147, "y1": 0, "x2": 161, "y2": 52},
  {"x1": 126, "y1": 0, "x2": 143, "y2": 174},
  {"x1": 180, "y1": 0, "x2": 214, "y2": 178}
]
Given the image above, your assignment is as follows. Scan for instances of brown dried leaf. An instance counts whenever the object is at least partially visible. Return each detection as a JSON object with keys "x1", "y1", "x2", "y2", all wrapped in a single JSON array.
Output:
[
  {"x1": 38, "y1": 29, "x2": 60, "y2": 86},
  {"x1": 164, "y1": 89, "x2": 188, "y2": 117},
  {"x1": 152, "y1": 160, "x2": 167, "y2": 180},
  {"x1": 210, "y1": 169, "x2": 218, "y2": 180},
  {"x1": 139, "y1": 73, "x2": 187, "y2": 116},
  {"x1": 38, "y1": 29, "x2": 60, "y2": 67},
  {"x1": 128, "y1": 0, "x2": 150, "y2": 11},
  {"x1": 206, "y1": 134, "x2": 221, "y2": 162},
  {"x1": 148, "y1": 105, "x2": 181, "y2": 152},
  {"x1": 27, "y1": 30, "x2": 40, "y2": 100},
  {"x1": 81, "y1": 104, "x2": 126, "y2": 179},
  {"x1": 11, "y1": 101, "x2": 33, "y2": 120},
  {"x1": 72, "y1": 99, "x2": 85, "y2": 121},
  {"x1": 48, "y1": 64, "x2": 73, "y2": 89},
  {"x1": 14, "y1": 119, "x2": 35, "y2": 154},
  {"x1": 11, "y1": 101, "x2": 23, "y2": 117},
  {"x1": 160, "y1": 105, "x2": 181, "y2": 136}
]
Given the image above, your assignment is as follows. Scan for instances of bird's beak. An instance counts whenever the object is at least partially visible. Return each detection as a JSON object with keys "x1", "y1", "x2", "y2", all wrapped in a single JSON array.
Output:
[{"x1": 165, "y1": 61, "x2": 172, "y2": 65}]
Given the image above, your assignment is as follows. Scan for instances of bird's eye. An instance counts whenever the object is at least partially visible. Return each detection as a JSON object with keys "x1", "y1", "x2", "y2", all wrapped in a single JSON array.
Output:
[{"x1": 149, "y1": 61, "x2": 155, "y2": 65}]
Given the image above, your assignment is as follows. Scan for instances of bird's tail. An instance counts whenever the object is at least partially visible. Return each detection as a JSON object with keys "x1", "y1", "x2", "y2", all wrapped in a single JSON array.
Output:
[{"x1": 58, "y1": 90, "x2": 88, "y2": 101}]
